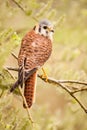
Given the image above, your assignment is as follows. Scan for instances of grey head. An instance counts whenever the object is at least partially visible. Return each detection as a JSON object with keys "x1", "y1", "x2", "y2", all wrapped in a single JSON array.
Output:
[
  {"x1": 39, "y1": 19, "x2": 53, "y2": 28},
  {"x1": 34, "y1": 19, "x2": 54, "y2": 41}
]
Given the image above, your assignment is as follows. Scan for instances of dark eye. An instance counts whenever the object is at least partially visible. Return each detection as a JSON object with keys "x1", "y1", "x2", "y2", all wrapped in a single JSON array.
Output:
[{"x1": 43, "y1": 26, "x2": 47, "y2": 29}]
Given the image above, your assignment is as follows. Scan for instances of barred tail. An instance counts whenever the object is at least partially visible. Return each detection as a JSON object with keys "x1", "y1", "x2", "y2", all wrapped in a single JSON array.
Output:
[{"x1": 23, "y1": 71, "x2": 37, "y2": 108}]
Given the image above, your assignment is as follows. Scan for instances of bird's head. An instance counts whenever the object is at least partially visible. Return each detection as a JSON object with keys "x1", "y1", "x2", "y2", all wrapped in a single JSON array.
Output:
[{"x1": 33, "y1": 19, "x2": 54, "y2": 41}]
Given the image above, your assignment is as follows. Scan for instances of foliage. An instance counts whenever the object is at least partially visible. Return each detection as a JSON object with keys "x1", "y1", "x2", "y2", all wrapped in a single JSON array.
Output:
[
  {"x1": 0, "y1": 0, "x2": 87, "y2": 130},
  {"x1": 0, "y1": 29, "x2": 20, "y2": 70}
]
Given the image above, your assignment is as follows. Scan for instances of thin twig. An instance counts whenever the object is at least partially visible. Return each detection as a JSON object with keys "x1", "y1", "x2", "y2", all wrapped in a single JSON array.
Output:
[
  {"x1": 38, "y1": 75, "x2": 87, "y2": 113},
  {"x1": 18, "y1": 87, "x2": 33, "y2": 123},
  {"x1": 57, "y1": 83, "x2": 87, "y2": 113},
  {"x1": 71, "y1": 88, "x2": 87, "y2": 94},
  {"x1": 12, "y1": 0, "x2": 25, "y2": 13},
  {"x1": 5, "y1": 68, "x2": 15, "y2": 79},
  {"x1": 7, "y1": 67, "x2": 19, "y2": 71},
  {"x1": 11, "y1": 52, "x2": 18, "y2": 60},
  {"x1": 5, "y1": 68, "x2": 33, "y2": 123},
  {"x1": 11, "y1": 0, "x2": 38, "y2": 22},
  {"x1": 56, "y1": 79, "x2": 87, "y2": 86}
]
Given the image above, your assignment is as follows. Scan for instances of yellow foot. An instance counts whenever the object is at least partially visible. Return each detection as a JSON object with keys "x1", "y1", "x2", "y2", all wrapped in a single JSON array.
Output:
[{"x1": 41, "y1": 67, "x2": 48, "y2": 82}]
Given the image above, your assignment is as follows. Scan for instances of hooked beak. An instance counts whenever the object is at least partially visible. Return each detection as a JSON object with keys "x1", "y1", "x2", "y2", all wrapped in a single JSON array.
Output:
[{"x1": 47, "y1": 27, "x2": 54, "y2": 33}]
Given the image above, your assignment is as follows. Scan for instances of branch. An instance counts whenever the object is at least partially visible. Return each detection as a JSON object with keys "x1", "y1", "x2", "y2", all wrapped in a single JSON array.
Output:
[
  {"x1": 18, "y1": 87, "x2": 34, "y2": 123},
  {"x1": 7, "y1": 67, "x2": 18, "y2": 71},
  {"x1": 11, "y1": 0, "x2": 25, "y2": 13},
  {"x1": 7, "y1": 66, "x2": 87, "y2": 87},
  {"x1": 10, "y1": 0, "x2": 38, "y2": 22},
  {"x1": 11, "y1": 52, "x2": 18, "y2": 60},
  {"x1": 38, "y1": 75, "x2": 87, "y2": 113},
  {"x1": 5, "y1": 68, "x2": 33, "y2": 123},
  {"x1": 71, "y1": 88, "x2": 87, "y2": 94},
  {"x1": 56, "y1": 79, "x2": 87, "y2": 86},
  {"x1": 7, "y1": 66, "x2": 87, "y2": 113},
  {"x1": 6, "y1": 53, "x2": 87, "y2": 114}
]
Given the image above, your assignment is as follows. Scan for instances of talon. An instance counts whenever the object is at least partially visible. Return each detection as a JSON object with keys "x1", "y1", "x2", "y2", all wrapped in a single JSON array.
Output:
[{"x1": 41, "y1": 67, "x2": 48, "y2": 82}]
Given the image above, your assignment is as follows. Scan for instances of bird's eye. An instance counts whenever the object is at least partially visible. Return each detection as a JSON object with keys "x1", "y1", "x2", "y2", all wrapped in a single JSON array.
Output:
[{"x1": 43, "y1": 26, "x2": 47, "y2": 29}]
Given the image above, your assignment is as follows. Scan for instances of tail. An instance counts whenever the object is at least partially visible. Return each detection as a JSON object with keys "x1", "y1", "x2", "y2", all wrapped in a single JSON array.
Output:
[
  {"x1": 10, "y1": 68, "x2": 37, "y2": 92},
  {"x1": 23, "y1": 71, "x2": 37, "y2": 108}
]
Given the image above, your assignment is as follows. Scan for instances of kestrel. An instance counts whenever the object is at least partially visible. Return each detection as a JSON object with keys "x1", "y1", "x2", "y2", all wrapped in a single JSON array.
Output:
[{"x1": 10, "y1": 19, "x2": 54, "y2": 108}]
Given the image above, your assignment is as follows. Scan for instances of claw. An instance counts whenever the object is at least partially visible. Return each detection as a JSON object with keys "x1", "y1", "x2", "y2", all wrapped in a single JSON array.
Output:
[{"x1": 41, "y1": 67, "x2": 48, "y2": 82}]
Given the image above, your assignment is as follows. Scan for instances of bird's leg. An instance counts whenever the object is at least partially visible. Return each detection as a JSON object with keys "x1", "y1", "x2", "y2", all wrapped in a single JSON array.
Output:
[{"x1": 41, "y1": 67, "x2": 48, "y2": 82}]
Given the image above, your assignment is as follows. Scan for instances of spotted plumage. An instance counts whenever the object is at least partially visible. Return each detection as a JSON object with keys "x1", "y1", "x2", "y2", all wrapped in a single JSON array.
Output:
[{"x1": 10, "y1": 19, "x2": 54, "y2": 108}]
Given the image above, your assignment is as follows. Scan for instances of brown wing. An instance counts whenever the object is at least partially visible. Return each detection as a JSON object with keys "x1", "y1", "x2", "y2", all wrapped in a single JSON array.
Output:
[
  {"x1": 18, "y1": 30, "x2": 52, "y2": 70},
  {"x1": 18, "y1": 30, "x2": 52, "y2": 108}
]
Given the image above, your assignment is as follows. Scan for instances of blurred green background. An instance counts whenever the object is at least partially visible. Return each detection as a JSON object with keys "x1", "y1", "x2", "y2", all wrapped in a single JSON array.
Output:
[{"x1": 0, "y1": 0, "x2": 87, "y2": 130}]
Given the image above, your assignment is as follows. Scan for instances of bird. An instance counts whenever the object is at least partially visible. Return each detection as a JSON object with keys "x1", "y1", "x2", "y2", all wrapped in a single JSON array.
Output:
[{"x1": 10, "y1": 19, "x2": 54, "y2": 108}]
